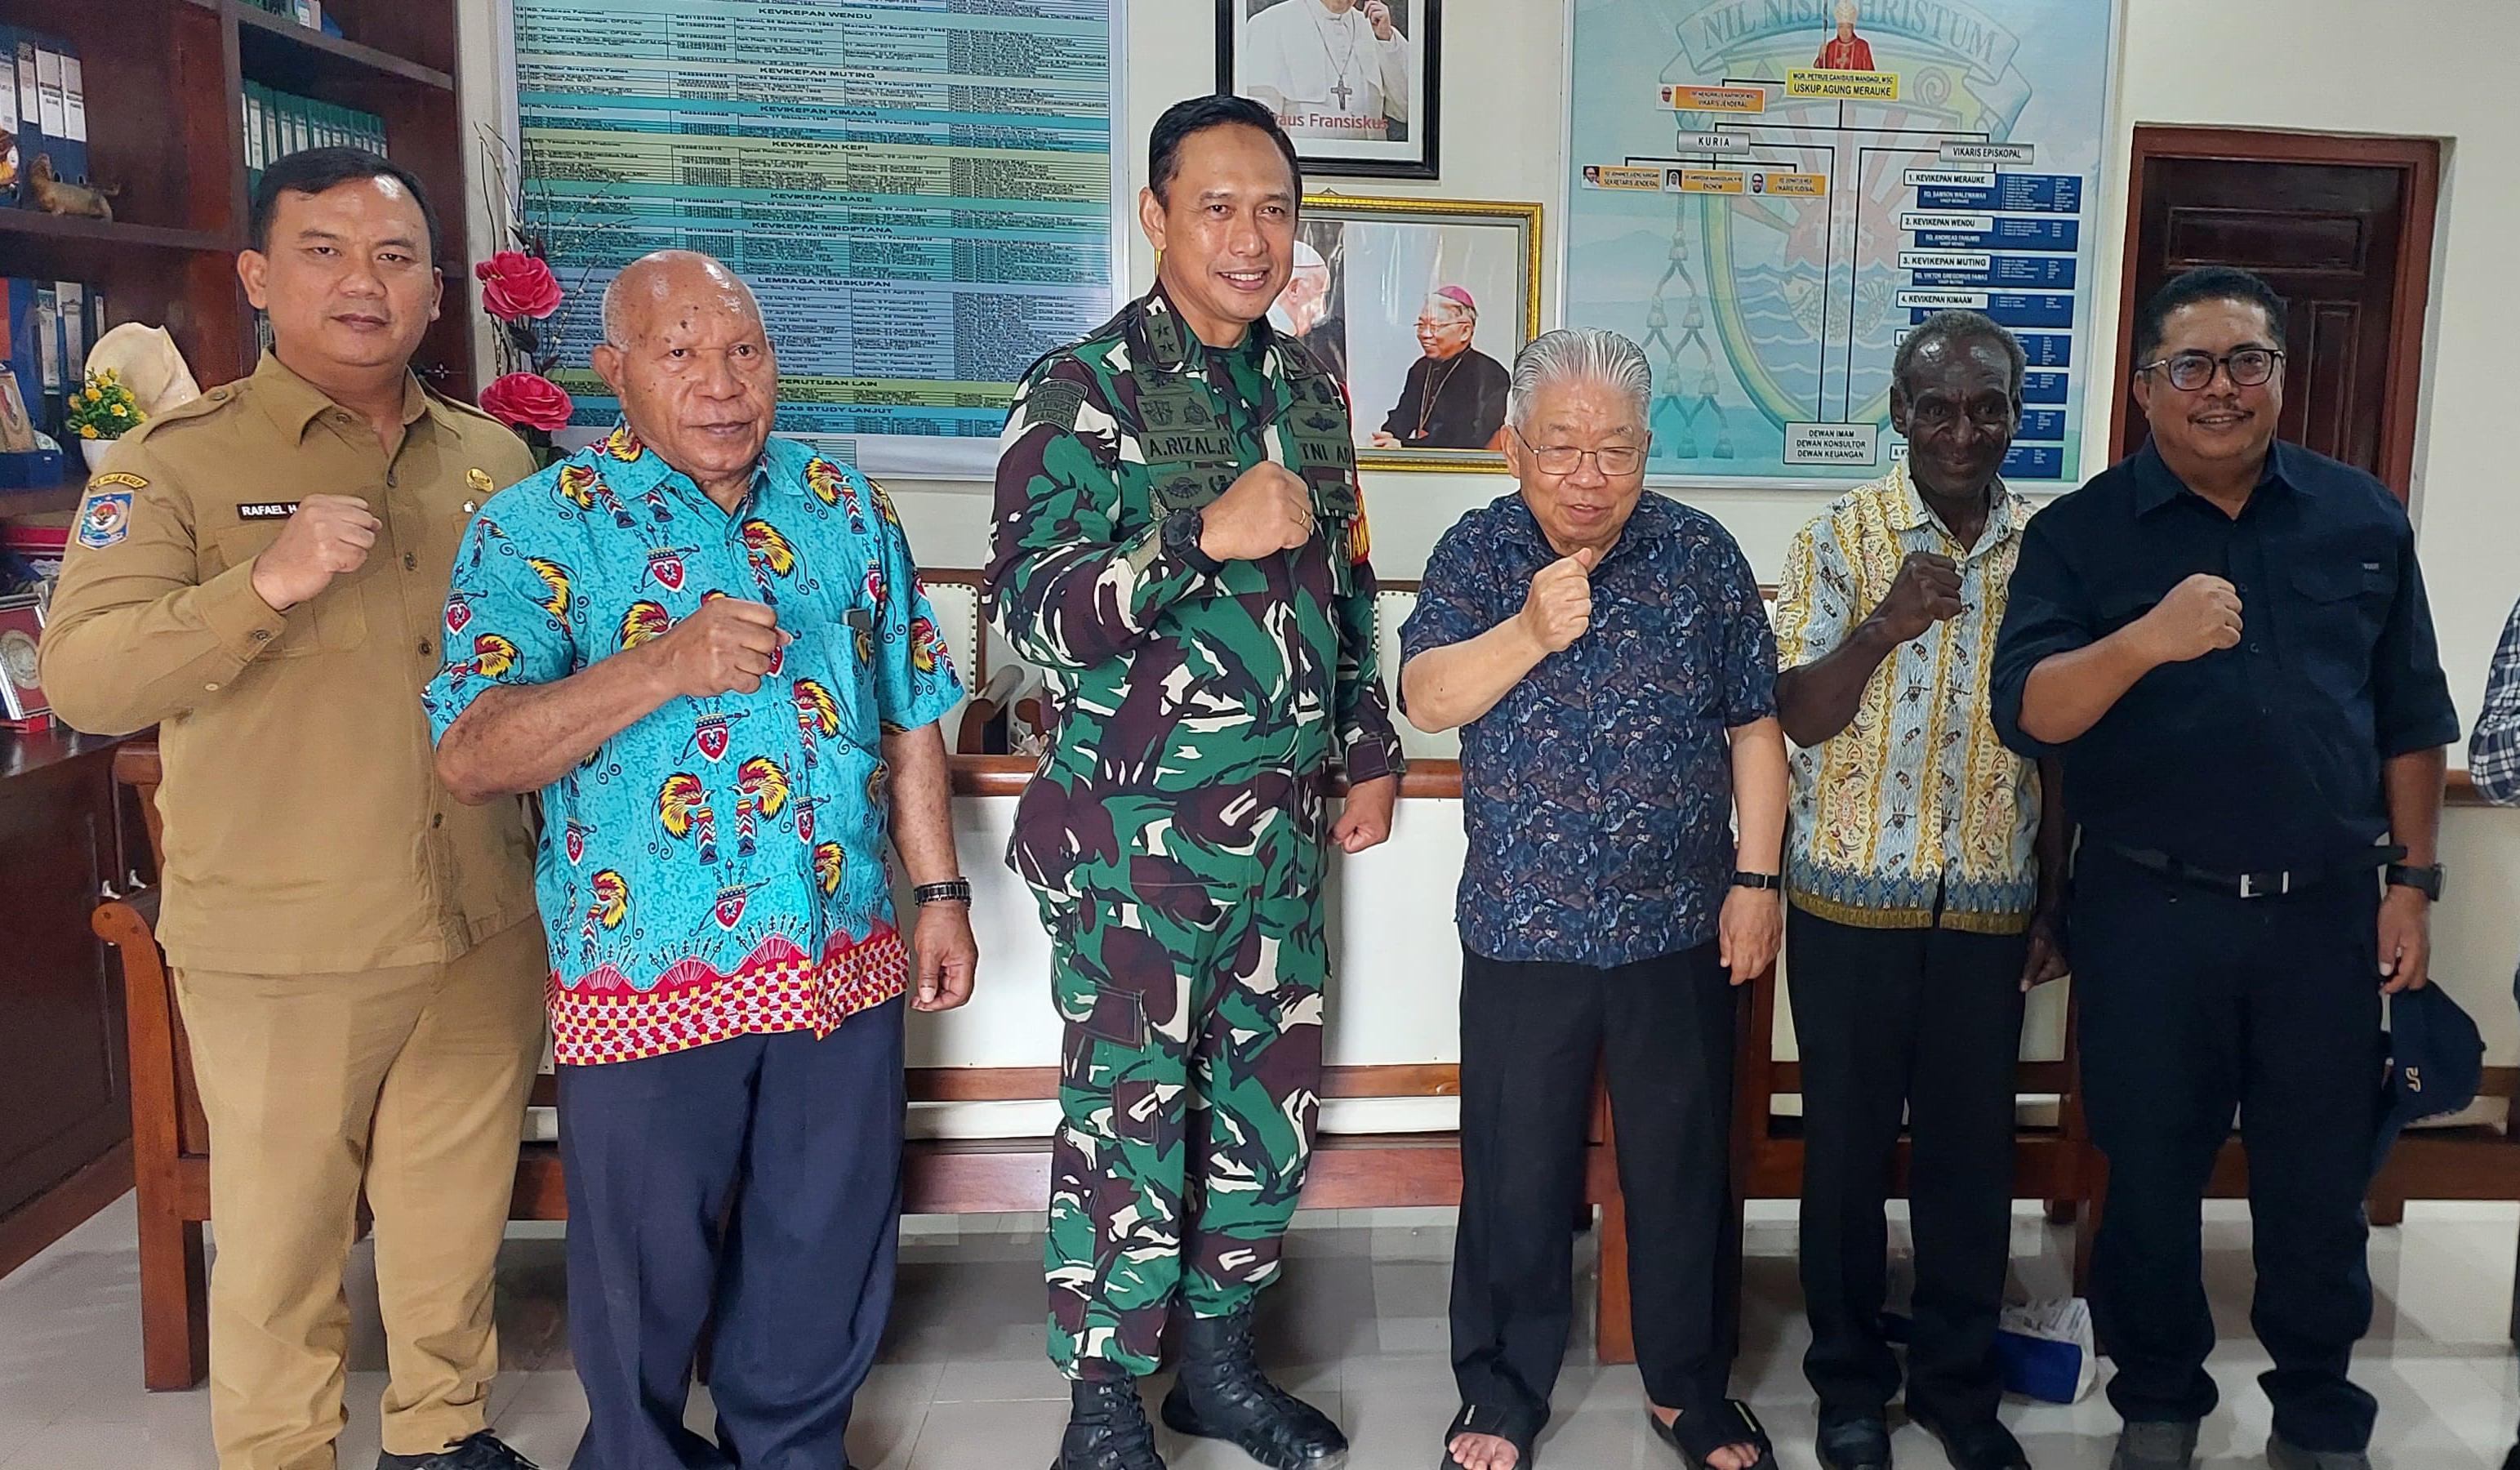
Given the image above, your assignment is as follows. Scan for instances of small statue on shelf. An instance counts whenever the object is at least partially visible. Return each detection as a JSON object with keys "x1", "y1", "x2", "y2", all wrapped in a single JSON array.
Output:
[{"x1": 28, "y1": 154, "x2": 118, "y2": 221}]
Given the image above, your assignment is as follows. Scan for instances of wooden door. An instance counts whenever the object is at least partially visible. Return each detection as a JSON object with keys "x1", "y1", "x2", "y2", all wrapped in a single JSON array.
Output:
[{"x1": 2113, "y1": 130, "x2": 2438, "y2": 497}]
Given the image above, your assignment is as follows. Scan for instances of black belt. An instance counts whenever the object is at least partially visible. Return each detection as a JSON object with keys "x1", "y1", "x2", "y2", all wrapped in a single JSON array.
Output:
[{"x1": 2096, "y1": 841, "x2": 2404, "y2": 899}]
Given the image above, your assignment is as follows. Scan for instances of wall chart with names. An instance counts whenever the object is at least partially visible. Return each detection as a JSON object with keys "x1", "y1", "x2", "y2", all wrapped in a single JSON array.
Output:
[
  {"x1": 1566, "y1": 0, "x2": 2118, "y2": 486},
  {"x1": 512, "y1": 0, "x2": 1124, "y2": 479}
]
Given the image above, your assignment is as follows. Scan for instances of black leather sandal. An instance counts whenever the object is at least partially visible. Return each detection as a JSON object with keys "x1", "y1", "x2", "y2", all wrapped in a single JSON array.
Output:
[
  {"x1": 1646, "y1": 1400, "x2": 1778, "y2": 1470},
  {"x1": 1440, "y1": 1403, "x2": 1539, "y2": 1470}
]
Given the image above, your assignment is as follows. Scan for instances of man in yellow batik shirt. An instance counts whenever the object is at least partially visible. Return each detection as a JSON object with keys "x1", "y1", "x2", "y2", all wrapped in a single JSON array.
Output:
[{"x1": 1770, "y1": 311, "x2": 2068, "y2": 1470}]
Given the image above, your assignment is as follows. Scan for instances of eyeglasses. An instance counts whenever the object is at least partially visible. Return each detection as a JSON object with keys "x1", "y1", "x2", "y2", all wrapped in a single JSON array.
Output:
[
  {"x1": 1511, "y1": 427, "x2": 1645, "y2": 476},
  {"x1": 2135, "y1": 347, "x2": 2284, "y2": 392}
]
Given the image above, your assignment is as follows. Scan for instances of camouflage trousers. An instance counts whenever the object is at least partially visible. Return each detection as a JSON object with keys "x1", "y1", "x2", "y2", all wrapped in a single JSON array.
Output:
[{"x1": 1038, "y1": 792, "x2": 1329, "y2": 1379}]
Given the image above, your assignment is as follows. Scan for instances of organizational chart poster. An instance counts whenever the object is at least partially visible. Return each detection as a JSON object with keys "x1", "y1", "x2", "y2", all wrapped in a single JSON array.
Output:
[{"x1": 1566, "y1": 0, "x2": 2118, "y2": 486}]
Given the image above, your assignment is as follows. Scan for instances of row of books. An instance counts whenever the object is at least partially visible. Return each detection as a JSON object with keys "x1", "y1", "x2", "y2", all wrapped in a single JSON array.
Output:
[
  {"x1": 0, "y1": 27, "x2": 93, "y2": 207},
  {"x1": 2, "y1": 278, "x2": 113, "y2": 454},
  {"x1": 243, "y1": 84, "x2": 390, "y2": 194}
]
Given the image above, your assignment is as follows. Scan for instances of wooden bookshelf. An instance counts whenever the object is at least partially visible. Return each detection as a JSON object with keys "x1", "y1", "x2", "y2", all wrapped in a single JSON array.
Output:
[
  {"x1": 235, "y1": 5, "x2": 457, "y2": 91},
  {"x1": 0, "y1": 0, "x2": 476, "y2": 523}
]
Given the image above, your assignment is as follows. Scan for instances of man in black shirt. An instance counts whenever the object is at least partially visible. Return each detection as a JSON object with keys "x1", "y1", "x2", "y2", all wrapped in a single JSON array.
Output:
[{"x1": 1992, "y1": 267, "x2": 2458, "y2": 1470}]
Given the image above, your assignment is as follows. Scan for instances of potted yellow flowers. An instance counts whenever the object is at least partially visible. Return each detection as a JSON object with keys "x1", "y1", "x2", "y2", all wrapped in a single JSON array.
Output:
[{"x1": 66, "y1": 368, "x2": 145, "y2": 472}]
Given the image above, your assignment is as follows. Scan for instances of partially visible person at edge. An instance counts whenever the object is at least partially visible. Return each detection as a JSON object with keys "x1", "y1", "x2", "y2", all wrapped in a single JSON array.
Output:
[
  {"x1": 1402, "y1": 327, "x2": 1786, "y2": 1470},
  {"x1": 41, "y1": 147, "x2": 545, "y2": 1470},
  {"x1": 1771, "y1": 308, "x2": 2067, "y2": 1470},
  {"x1": 2476, "y1": 595, "x2": 2520, "y2": 1470},
  {"x1": 984, "y1": 93, "x2": 1405, "y2": 1470},
  {"x1": 427, "y1": 249, "x2": 976, "y2": 1470},
  {"x1": 2473, "y1": 594, "x2": 2520, "y2": 806},
  {"x1": 1992, "y1": 265, "x2": 2457, "y2": 1470}
]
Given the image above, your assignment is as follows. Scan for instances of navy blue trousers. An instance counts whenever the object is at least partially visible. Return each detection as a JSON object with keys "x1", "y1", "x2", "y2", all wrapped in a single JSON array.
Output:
[
  {"x1": 2073, "y1": 849, "x2": 2383, "y2": 1452},
  {"x1": 559, "y1": 1000, "x2": 906, "y2": 1470}
]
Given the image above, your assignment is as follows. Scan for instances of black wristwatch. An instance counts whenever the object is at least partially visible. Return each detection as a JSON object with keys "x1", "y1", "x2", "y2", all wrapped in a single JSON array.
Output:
[
  {"x1": 1731, "y1": 871, "x2": 1783, "y2": 892},
  {"x1": 1161, "y1": 506, "x2": 1222, "y2": 575},
  {"x1": 2384, "y1": 862, "x2": 2445, "y2": 901},
  {"x1": 914, "y1": 879, "x2": 973, "y2": 906}
]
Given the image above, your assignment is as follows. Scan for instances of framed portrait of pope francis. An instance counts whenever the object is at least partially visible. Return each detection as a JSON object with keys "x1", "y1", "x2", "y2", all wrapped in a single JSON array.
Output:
[{"x1": 1221, "y1": 0, "x2": 1441, "y2": 179}]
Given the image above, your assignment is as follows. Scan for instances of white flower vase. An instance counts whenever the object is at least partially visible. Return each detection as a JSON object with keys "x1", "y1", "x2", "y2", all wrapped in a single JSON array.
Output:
[{"x1": 80, "y1": 439, "x2": 116, "y2": 474}]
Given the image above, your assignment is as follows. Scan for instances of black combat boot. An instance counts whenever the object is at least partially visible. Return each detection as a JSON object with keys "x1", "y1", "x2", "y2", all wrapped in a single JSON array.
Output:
[
  {"x1": 1055, "y1": 1371, "x2": 1167, "y2": 1470},
  {"x1": 1160, "y1": 1306, "x2": 1347, "y2": 1469},
  {"x1": 376, "y1": 1432, "x2": 539, "y2": 1470}
]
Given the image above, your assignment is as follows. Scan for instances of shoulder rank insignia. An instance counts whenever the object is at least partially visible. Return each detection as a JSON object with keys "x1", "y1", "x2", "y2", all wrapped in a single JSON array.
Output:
[{"x1": 1023, "y1": 376, "x2": 1088, "y2": 434}]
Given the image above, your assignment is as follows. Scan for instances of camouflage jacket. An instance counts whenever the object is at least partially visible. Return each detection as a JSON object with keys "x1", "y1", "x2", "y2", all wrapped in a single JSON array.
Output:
[{"x1": 985, "y1": 287, "x2": 1405, "y2": 892}]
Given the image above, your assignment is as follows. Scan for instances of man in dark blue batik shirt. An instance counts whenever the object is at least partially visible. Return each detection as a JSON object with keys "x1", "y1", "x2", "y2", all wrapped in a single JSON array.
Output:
[
  {"x1": 1402, "y1": 328, "x2": 1788, "y2": 1470},
  {"x1": 1992, "y1": 267, "x2": 2459, "y2": 1470}
]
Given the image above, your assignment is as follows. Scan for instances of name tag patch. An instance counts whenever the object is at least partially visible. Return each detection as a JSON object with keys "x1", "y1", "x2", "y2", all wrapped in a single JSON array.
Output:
[{"x1": 237, "y1": 501, "x2": 300, "y2": 521}]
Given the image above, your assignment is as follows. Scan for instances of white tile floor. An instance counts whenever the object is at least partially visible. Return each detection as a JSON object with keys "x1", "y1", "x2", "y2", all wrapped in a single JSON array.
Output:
[{"x1": 2, "y1": 1197, "x2": 2516, "y2": 1468}]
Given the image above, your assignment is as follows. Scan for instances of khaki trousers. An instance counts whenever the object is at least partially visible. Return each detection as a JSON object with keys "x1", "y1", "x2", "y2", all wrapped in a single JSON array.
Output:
[{"x1": 174, "y1": 920, "x2": 546, "y2": 1470}]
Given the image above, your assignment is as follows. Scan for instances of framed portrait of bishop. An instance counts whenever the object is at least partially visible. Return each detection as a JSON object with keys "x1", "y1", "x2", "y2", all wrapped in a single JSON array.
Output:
[{"x1": 1221, "y1": 0, "x2": 1442, "y2": 180}]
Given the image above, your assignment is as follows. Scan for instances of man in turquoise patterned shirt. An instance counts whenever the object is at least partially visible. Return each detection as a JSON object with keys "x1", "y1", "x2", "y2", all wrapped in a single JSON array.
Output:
[{"x1": 428, "y1": 252, "x2": 973, "y2": 1468}]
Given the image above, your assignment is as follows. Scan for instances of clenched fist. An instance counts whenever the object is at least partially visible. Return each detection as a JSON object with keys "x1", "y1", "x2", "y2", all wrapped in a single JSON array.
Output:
[
  {"x1": 2134, "y1": 573, "x2": 2243, "y2": 665},
  {"x1": 646, "y1": 596, "x2": 785, "y2": 699},
  {"x1": 1519, "y1": 546, "x2": 1598, "y2": 653},
  {"x1": 1865, "y1": 550, "x2": 1964, "y2": 644},
  {"x1": 249, "y1": 494, "x2": 381, "y2": 611},
  {"x1": 1199, "y1": 462, "x2": 1314, "y2": 562}
]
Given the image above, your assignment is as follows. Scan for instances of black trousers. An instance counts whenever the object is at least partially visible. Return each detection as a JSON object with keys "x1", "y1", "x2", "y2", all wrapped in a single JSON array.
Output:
[
  {"x1": 1449, "y1": 942, "x2": 1739, "y2": 1443},
  {"x1": 2073, "y1": 849, "x2": 2384, "y2": 1453},
  {"x1": 557, "y1": 1000, "x2": 907, "y2": 1470},
  {"x1": 1787, "y1": 906, "x2": 2028, "y2": 1425}
]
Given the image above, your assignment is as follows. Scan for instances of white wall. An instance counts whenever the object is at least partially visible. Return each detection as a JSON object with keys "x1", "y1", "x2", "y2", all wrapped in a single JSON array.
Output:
[
  {"x1": 460, "y1": 0, "x2": 2520, "y2": 1053},
  {"x1": 457, "y1": 3, "x2": 512, "y2": 382}
]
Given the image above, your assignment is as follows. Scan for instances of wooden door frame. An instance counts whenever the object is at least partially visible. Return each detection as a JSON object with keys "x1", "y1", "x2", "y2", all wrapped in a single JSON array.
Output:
[{"x1": 2111, "y1": 127, "x2": 2441, "y2": 499}]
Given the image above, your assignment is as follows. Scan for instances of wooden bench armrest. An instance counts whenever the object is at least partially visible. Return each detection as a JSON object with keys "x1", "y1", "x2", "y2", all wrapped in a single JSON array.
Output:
[
  {"x1": 94, "y1": 891, "x2": 209, "y2": 1161},
  {"x1": 94, "y1": 884, "x2": 163, "y2": 939},
  {"x1": 957, "y1": 664, "x2": 1045, "y2": 755}
]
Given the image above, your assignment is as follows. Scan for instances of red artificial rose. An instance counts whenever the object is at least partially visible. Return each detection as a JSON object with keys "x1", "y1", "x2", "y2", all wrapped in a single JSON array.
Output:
[
  {"x1": 480, "y1": 372, "x2": 574, "y2": 433},
  {"x1": 476, "y1": 250, "x2": 563, "y2": 321}
]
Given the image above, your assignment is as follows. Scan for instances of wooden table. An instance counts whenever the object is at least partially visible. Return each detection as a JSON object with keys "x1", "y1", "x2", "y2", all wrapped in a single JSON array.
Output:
[{"x1": 0, "y1": 728, "x2": 146, "y2": 1277}]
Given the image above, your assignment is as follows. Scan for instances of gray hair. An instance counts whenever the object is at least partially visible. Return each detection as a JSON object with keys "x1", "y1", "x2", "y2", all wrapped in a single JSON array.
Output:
[
  {"x1": 1892, "y1": 309, "x2": 2026, "y2": 399},
  {"x1": 1507, "y1": 328, "x2": 1654, "y2": 430},
  {"x1": 600, "y1": 250, "x2": 762, "y2": 348}
]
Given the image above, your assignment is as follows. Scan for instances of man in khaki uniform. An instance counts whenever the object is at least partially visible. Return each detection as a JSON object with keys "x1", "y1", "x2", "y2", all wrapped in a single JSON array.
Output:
[{"x1": 40, "y1": 149, "x2": 545, "y2": 1470}]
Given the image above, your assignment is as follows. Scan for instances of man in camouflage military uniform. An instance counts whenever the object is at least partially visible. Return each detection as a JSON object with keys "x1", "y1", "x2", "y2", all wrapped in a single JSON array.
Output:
[{"x1": 986, "y1": 96, "x2": 1404, "y2": 1470}]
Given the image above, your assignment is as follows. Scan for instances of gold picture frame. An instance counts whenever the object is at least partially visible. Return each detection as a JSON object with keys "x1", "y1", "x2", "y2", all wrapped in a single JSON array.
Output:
[{"x1": 1288, "y1": 194, "x2": 1543, "y2": 474}]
